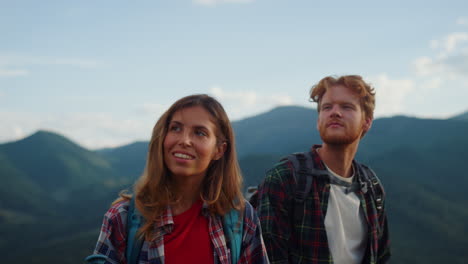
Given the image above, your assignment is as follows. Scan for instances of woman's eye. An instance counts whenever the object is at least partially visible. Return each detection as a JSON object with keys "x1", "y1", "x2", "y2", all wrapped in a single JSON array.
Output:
[
  {"x1": 196, "y1": 130, "x2": 207, "y2": 137},
  {"x1": 170, "y1": 125, "x2": 181, "y2": 132}
]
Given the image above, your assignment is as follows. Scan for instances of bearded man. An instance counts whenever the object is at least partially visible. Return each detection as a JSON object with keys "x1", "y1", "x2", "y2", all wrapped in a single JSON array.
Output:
[{"x1": 253, "y1": 75, "x2": 390, "y2": 264}]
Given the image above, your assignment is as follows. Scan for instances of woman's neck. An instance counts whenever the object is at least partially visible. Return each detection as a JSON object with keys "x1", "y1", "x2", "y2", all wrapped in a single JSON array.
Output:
[{"x1": 171, "y1": 176, "x2": 203, "y2": 215}]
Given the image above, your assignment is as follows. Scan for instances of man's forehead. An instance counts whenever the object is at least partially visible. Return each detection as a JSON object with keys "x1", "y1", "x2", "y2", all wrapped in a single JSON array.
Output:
[{"x1": 322, "y1": 85, "x2": 360, "y2": 101}]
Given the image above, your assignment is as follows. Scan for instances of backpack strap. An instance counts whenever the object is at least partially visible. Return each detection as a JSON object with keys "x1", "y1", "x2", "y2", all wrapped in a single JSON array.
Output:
[
  {"x1": 285, "y1": 152, "x2": 313, "y2": 226},
  {"x1": 283, "y1": 151, "x2": 331, "y2": 228},
  {"x1": 355, "y1": 163, "x2": 384, "y2": 211},
  {"x1": 223, "y1": 208, "x2": 244, "y2": 264},
  {"x1": 126, "y1": 196, "x2": 144, "y2": 264},
  {"x1": 84, "y1": 254, "x2": 107, "y2": 264}
]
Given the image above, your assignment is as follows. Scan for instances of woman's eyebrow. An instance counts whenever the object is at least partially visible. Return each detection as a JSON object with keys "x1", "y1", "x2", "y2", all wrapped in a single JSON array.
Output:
[{"x1": 169, "y1": 120, "x2": 183, "y2": 125}]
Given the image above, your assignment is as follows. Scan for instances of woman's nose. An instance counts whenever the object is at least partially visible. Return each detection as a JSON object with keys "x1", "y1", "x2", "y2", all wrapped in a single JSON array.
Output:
[{"x1": 179, "y1": 131, "x2": 192, "y2": 146}]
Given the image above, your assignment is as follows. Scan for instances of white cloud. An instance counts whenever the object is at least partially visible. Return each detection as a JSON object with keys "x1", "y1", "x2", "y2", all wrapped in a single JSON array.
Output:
[
  {"x1": 439, "y1": 32, "x2": 468, "y2": 55},
  {"x1": 210, "y1": 85, "x2": 292, "y2": 107},
  {"x1": 413, "y1": 56, "x2": 443, "y2": 76},
  {"x1": 368, "y1": 74, "x2": 415, "y2": 118},
  {"x1": 48, "y1": 58, "x2": 104, "y2": 69},
  {"x1": 209, "y1": 85, "x2": 293, "y2": 120},
  {"x1": 210, "y1": 86, "x2": 257, "y2": 106},
  {"x1": 413, "y1": 32, "x2": 468, "y2": 79},
  {"x1": 419, "y1": 77, "x2": 443, "y2": 91},
  {"x1": 0, "y1": 53, "x2": 104, "y2": 78},
  {"x1": 408, "y1": 30, "x2": 468, "y2": 118},
  {"x1": 193, "y1": 0, "x2": 254, "y2": 6},
  {"x1": 0, "y1": 110, "x2": 155, "y2": 150},
  {"x1": 0, "y1": 68, "x2": 29, "y2": 77},
  {"x1": 457, "y1": 17, "x2": 468, "y2": 26},
  {"x1": 135, "y1": 103, "x2": 168, "y2": 116},
  {"x1": 0, "y1": 93, "x2": 290, "y2": 149}
]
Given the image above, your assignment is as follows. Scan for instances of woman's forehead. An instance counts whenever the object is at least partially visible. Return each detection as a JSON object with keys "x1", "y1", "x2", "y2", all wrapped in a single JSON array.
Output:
[{"x1": 170, "y1": 106, "x2": 217, "y2": 129}]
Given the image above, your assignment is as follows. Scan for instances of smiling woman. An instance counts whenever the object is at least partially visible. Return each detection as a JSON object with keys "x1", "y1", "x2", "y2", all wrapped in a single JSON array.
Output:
[
  {"x1": 87, "y1": 94, "x2": 269, "y2": 264},
  {"x1": 163, "y1": 106, "x2": 227, "y2": 202}
]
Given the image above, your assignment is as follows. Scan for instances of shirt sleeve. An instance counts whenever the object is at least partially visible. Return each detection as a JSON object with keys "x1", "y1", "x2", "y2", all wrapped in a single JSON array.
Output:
[
  {"x1": 93, "y1": 201, "x2": 129, "y2": 264},
  {"x1": 238, "y1": 201, "x2": 270, "y2": 264},
  {"x1": 255, "y1": 161, "x2": 294, "y2": 264}
]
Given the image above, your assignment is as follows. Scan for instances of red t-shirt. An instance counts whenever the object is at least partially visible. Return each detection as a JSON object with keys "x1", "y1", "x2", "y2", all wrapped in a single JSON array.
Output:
[{"x1": 164, "y1": 200, "x2": 214, "y2": 264}]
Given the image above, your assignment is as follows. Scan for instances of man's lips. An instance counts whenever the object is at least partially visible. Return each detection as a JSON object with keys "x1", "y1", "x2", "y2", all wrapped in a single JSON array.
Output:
[{"x1": 327, "y1": 121, "x2": 344, "y2": 127}]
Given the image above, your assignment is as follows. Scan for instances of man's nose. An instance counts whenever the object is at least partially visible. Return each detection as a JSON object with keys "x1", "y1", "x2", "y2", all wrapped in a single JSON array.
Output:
[{"x1": 330, "y1": 105, "x2": 342, "y2": 118}]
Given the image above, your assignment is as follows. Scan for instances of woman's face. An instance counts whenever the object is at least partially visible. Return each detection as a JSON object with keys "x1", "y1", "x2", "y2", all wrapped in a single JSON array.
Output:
[{"x1": 163, "y1": 106, "x2": 226, "y2": 182}]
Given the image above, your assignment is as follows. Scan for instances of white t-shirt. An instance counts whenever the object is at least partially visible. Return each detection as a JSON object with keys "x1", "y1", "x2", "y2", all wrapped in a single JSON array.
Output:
[{"x1": 324, "y1": 165, "x2": 368, "y2": 264}]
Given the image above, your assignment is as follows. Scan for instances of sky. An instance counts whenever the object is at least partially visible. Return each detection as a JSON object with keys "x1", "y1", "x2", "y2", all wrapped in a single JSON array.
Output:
[{"x1": 1, "y1": 0, "x2": 468, "y2": 149}]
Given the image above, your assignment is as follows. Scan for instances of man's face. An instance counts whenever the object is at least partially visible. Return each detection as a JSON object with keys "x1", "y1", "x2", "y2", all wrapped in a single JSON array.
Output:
[{"x1": 317, "y1": 85, "x2": 372, "y2": 146}]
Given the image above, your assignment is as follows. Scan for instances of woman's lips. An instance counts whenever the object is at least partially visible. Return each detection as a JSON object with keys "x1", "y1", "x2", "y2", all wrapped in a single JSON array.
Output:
[{"x1": 173, "y1": 152, "x2": 195, "y2": 160}]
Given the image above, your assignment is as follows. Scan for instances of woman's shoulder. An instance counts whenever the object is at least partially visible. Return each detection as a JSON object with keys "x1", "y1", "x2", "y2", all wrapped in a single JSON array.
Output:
[
  {"x1": 243, "y1": 200, "x2": 255, "y2": 217},
  {"x1": 242, "y1": 200, "x2": 259, "y2": 225},
  {"x1": 104, "y1": 198, "x2": 131, "y2": 221}
]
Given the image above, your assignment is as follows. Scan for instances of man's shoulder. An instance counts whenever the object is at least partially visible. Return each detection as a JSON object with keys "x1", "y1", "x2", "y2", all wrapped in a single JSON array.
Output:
[
  {"x1": 354, "y1": 161, "x2": 379, "y2": 181},
  {"x1": 254, "y1": 158, "x2": 295, "y2": 196},
  {"x1": 354, "y1": 161, "x2": 387, "y2": 196},
  {"x1": 264, "y1": 158, "x2": 295, "y2": 182}
]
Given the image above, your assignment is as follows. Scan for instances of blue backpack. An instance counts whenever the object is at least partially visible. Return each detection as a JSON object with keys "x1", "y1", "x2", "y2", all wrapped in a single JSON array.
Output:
[{"x1": 85, "y1": 197, "x2": 244, "y2": 264}]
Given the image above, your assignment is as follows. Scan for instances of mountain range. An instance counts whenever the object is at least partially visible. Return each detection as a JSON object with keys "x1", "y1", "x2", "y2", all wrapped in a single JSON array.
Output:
[{"x1": 1, "y1": 106, "x2": 467, "y2": 263}]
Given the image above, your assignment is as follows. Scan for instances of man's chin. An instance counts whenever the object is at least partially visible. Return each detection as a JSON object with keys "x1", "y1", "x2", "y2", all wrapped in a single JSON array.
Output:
[{"x1": 320, "y1": 134, "x2": 357, "y2": 145}]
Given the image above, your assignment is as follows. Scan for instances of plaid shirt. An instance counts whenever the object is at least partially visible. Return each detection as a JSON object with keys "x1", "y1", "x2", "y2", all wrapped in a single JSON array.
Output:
[
  {"x1": 94, "y1": 200, "x2": 269, "y2": 264},
  {"x1": 255, "y1": 145, "x2": 390, "y2": 264}
]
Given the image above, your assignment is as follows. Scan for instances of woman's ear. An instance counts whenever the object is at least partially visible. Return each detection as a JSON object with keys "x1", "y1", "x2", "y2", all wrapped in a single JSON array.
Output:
[{"x1": 213, "y1": 142, "x2": 227, "y2": 161}]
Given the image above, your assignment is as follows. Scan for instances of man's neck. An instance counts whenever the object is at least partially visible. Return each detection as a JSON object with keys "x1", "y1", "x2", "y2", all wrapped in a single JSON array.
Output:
[{"x1": 318, "y1": 141, "x2": 359, "y2": 178}]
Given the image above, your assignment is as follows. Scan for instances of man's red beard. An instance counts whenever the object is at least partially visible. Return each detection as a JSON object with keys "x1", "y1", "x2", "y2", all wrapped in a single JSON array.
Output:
[{"x1": 318, "y1": 122, "x2": 362, "y2": 146}]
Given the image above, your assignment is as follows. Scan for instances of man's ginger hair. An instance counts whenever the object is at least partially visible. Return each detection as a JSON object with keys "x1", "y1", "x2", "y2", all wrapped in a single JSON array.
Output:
[{"x1": 310, "y1": 75, "x2": 376, "y2": 120}]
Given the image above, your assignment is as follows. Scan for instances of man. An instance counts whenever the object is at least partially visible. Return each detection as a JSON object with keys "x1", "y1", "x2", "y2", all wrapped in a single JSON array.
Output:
[{"x1": 254, "y1": 75, "x2": 390, "y2": 264}]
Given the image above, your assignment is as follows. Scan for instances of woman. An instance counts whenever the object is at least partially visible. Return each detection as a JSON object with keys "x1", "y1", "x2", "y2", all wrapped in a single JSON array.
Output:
[{"x1": 89, "y1": 94, "x2": 269, "y2": 264}]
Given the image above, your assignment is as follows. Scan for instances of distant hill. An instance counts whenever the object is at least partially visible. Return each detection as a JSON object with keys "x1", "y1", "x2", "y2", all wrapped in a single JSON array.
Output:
[
  {"x1": 449, "y1": 110, "x2": 468, "y2": 120},
  {"x1": 1, "y1": 107, "x2": 468, "y2": 263},
  {"x1": 97, "y1": 141, "x2": 148, "y2": 180},
  {"x1": 0, "y1": 130, "x2": 126, "y2": 206},
  {"x1": 233, "y1": 106, "x2": 320, "y2": 157},
  {"x1": 0, "y1": 131, "x2": 131, "y2": 262}
]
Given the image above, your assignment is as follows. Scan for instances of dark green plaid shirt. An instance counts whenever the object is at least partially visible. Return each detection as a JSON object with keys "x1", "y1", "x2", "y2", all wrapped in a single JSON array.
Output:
[{"x1": 255, "y1": 145, "x2": 390, "y2": 264}]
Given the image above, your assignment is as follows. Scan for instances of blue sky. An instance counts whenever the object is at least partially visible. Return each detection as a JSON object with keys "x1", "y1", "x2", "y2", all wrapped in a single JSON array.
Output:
[{"x1": 1, "y1": 0, "x2": 468, "y2": 149}]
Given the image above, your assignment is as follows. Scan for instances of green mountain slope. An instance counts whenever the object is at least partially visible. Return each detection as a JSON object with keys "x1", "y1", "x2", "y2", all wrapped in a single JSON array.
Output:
[
  {"x1": 97, "y1": 141, "x2": 148, "y2": 180},
  {"x1": 233, "y1": 106, "x2": 320, "y2": 157},
  {"x1": 0, "y1": 130, "x2": 132, "y2": 262},
  {"x1": 449, "y1": 110, "x2": 468, "y2": 120},
  {"x1": 0, "y1": 130, "x2": 116, "y2": 198}
]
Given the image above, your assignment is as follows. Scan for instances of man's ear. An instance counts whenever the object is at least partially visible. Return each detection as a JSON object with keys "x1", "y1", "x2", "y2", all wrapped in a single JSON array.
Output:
[
  {"x1": 363, "y1": 117, "x2": 373, "y2": 133},
  {"x1": 316, "y1": 115, "x2": 320, "y2": 131},
  {"x1": 213, "y1": 142, "x2": 227, "y2": 161}
]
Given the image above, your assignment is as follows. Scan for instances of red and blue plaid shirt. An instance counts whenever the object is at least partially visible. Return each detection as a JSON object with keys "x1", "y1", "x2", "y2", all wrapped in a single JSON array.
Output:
[
  {"x1": 93, "y1": 200, "x2": 269, "y2": 264},
  {"x1": 255, "y1": 145, "x2": 390, "y2": 264}
]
